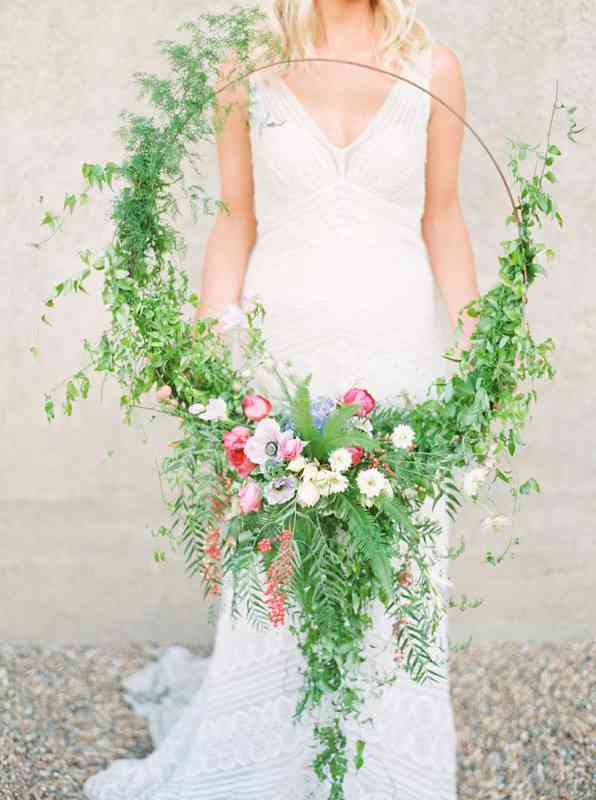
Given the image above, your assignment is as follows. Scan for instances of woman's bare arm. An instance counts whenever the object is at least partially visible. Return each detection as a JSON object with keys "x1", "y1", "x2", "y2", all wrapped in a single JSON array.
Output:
[
  {"x1": 157, "y1": 57, "x2": 256, "y2": 403},
  {"x1": 194, "y1": 57, "x2": 257, "y2": 325},
  {"x1": 422, "y1": 42, "x2": 480, "y2": 348}
]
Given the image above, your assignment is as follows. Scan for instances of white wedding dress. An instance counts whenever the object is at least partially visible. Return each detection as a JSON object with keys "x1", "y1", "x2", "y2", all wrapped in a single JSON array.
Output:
[{"x1": 84, "y1": 35, "x2": 458, "y2": 800}]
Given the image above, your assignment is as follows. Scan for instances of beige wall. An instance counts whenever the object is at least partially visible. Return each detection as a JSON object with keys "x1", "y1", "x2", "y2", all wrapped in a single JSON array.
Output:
[{"x1": 2, "y1": 0, "x2": 594, "y2": 645}]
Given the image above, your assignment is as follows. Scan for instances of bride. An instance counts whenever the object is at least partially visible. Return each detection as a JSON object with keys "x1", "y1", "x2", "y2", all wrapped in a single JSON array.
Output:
[{"x1": 84, "y1": 0, "x2": 479, "y2": 797}]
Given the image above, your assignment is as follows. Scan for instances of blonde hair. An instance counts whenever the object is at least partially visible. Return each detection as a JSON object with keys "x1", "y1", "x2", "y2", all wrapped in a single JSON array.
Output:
[{"x1": 250, "y1": 0, "x2": 431, "y2": 83}]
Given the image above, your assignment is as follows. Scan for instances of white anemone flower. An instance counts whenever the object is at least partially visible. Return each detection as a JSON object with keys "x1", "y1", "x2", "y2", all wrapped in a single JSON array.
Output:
[
  {"x1": 356, "y1": 468, "x2": 386, "y2": 499},
  {"x1": 328, "y1": 448, "x2": 353, "y2": 473},
  {"x1": 244, "y1": 418, "x2": 284, "y2": 465},
  {"x1": 390, "y1": 423, "x2": 415, "y2": 449}
]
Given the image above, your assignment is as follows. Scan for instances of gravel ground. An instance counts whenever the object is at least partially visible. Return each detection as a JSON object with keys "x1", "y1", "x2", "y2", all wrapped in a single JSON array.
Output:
[{"x1": 0, "y1": 641, "x2": 593, "y2": 799}]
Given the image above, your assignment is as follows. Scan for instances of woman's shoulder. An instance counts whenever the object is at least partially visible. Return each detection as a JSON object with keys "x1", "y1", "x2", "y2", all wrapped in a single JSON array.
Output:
[{"x1": 428, "y1": 39, "x2": 463, "y2": 82}]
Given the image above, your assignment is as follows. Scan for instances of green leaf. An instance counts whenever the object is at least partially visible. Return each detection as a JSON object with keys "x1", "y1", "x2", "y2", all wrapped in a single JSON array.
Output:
[
  {"x1": 320, "y1": 402, "x2": 358, "y2": 449},
  {"x1": 289, "y1": 376, "x2": 324, "y2": 457},
  {"x1": 44, "y1": 396, "x2": 55, "y2": 422},
  {"x1": 519, "y1": 477, "x2": 540, "y2": 495},
  {"x1": 323, "y1": 427, "x2": 378, "y2": 454},
  {"x1": 343, "y1": 499, "x2": 393, "y2": 599},
  {"x1": 354, "y1": 738, "x2": 366, "y2": 770}
]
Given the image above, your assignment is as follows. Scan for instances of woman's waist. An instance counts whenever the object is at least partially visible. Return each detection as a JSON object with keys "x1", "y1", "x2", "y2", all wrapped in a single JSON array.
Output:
[
  {"x1": 251, "y1": 211, "x2": 424, "y2": 262},
  {"x1": 244, "y1": 227, "x2": 432, "y2": 300}
]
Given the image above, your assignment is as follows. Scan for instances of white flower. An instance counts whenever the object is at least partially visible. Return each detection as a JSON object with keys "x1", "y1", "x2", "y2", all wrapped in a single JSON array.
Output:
[
  {"x1": 317, "y1": 470, "x2": 349, "y2": 496},
  {"x1": 390, "y1": 423, "x2": 415, "y2": 449},
  {"x1": 297, "y1": 479, "x2": 321, "y2": 507},
  {"x1": 218, "y1": 303, "x2": 248, "y2": 332},
  {"x1": 240, "y1": 291, "x2": 261, "y2": 315},
  {"x1": 188, "y1": 402, "x2": 206, "y2": 416},
  {"x1": 463, "y1": 466, "x2": 489, "y2": 498},
  {"x1": 356, "y1": 468, "x2": 386, "y2": 499},
  {"x1": 302, "y1": 463, "x2": 320, "y2": 483},
  {"x1": 287, "y1": 455, "x2": 307, "y2": 473},
  {"x1": 351, "y1": 417, "x2": 373, "y2": 434},
  {"x1": 403, "y1": 486, "x2": 417, "y2": 501},
  {"x1": 328, "y1": 448, "x2": 352, "y2": 473},
  {"x1": 481, "y1": 514, "x2": 512, "y2": 533},
  {"x1": 381, "y1": 477, "x2": 394, "y2": 497},
  {"x1": 195, "y1": 397, "x2": 228, "y2": 421},
  {"x1": 244, "y1": 418, "x2": 284, "y2": 465}
]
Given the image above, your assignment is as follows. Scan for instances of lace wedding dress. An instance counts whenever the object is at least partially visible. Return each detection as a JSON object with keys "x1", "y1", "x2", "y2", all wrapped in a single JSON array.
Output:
[{"x1": 84, "y1": 35, "x2": 458, "y2": 800}]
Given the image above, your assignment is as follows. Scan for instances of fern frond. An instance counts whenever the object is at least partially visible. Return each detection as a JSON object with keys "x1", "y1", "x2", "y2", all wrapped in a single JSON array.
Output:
[{"x1": 290, "y1": 376, "x2": 324, "y2": 457}]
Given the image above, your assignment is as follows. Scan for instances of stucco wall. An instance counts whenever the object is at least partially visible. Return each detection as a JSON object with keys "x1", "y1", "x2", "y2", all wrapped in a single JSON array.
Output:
[{"x1": 2, "y1": 0, "x2": 594, "y2": 644}]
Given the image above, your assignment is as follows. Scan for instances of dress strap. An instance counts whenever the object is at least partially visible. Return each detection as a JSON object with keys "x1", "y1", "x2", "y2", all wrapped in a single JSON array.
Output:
[{"x1": 410, "y1": 36, "x2": 435, "y2": 91}]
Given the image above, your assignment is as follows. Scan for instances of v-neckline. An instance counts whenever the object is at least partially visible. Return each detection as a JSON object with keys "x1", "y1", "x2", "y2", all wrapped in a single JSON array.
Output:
[{"x1": 275, "y1": 61, "x2": 409, "y2": 153}]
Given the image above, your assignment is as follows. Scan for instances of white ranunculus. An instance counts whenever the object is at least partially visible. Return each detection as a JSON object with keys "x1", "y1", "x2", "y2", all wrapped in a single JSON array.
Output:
[
  {"x1": 297, "y1": 479, "x2": 321, "y2": 507},
  {"x1": 462, "y1": 466, "x2": 489, "y2": 498},
  {"x1": 480, "y1": 513, "x2": 512, "y2": 533},
  {"x1": 356, "y1": 468, "x2": 386, "y2": 499},
  {"x1": 390, "y1": 423, "x2": 415, "y2": 449},
  {"x1": 302, "y1": 463, "x2": 320, "y2": 483},
  {"x1": 317, "y1": 470, "x2": 349, "y2": 496},
  {"x1": 328, "y1": 448, "x2": 352, "y2": 473},
  {"x1": 197, "y1": 397, "x2": 228, "y2": 421},
  {"x1": 188, "y1": 402, "x2": 206, "y2": 416},
  {"x1": 287, "y1": 455, "x2": 307, "y2": 473}
]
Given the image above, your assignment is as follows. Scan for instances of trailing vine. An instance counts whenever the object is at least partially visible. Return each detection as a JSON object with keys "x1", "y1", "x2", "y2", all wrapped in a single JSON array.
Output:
[{"x1": 32, "y1": 7, "x2": 583, "y2": 798}]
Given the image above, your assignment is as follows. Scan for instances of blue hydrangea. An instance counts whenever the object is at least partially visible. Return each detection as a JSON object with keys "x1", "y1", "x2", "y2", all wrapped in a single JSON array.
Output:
[{"x1": 311, "y1": 395, "x2": 337, "y2": 432}]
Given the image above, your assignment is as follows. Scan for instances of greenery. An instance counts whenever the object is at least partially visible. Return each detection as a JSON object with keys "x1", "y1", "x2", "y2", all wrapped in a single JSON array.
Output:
[{"x1": 32, "y1": 7, "x2": 583, "y2": 798}]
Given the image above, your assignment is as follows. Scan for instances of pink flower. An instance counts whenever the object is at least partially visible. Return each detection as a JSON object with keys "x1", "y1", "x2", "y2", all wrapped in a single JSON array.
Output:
[
  {"x1": 347, "y1": 446, "x2": 363, "y2": 466},
  {"x1": 341, "y1": 387, "x2": 376, "y2": 416},
  {"x1": 242, "y1": 394, "x2": 272, "y2": 422},
  {"x1": 278, "y1": 434, "x2": 305, "y2": 461},
  {"x1": 222, "y1": 425, "x2": 251, "y2": 451},
  {"x1": 238, "y1": 481, "x2": 262, "y2": 514},
  {"x1": 257, "y1": 538, "x2": 272, "y2": 552},
  {"x1": 222, "y1": 425, "x2": 257, "y2": 477},
  {"x1": 226, "y1": 448, "x2": 257, "y2": 477}
]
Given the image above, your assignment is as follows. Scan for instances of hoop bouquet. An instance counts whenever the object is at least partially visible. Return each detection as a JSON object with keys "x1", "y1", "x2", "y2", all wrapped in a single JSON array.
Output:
[{"x1": 33, "y1": 7, "x2": 583, "y2": 798}]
